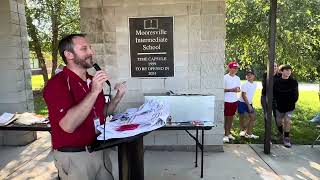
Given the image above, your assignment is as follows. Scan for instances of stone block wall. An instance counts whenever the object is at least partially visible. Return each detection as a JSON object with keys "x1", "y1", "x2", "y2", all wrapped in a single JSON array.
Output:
[
  {"x1": 0, "y1": 0, "x2": 36, "y2": 145},
  {"x1": 80, "y1": 0, "x2": 225, "y2": 148}
]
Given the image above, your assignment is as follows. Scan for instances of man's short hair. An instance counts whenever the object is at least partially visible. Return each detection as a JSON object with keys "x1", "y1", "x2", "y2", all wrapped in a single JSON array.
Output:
[
  {"x1": 58, "y1": 33, "x2": 87, "y2": 64},
  {"x1": 279, "y1": 64, "x2": 292, "y2": 71}
]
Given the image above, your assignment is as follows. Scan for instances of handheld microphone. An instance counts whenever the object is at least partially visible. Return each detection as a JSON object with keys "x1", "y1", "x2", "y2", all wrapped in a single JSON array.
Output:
[{"x1": 92, "y1": 63, "x2": 111, "y2": 86}]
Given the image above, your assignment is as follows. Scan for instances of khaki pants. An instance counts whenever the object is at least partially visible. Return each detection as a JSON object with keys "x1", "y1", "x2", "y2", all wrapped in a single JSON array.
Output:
[{"x1": 53, "y1": 149, "x2": 113, "y2": 180}]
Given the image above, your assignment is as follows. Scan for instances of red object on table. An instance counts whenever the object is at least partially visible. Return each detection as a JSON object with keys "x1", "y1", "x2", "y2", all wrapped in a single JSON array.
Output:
[
  {"x1": 116, "y1": 123, "x2": 140, "y2": 131},
  {"x1": 191, "y1": 120, "x2": 203, "y2": 126}
]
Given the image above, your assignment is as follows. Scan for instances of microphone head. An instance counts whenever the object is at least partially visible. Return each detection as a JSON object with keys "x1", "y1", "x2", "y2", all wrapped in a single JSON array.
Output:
[
  {"x1": 92, "y1": 63, "x2": 111, "y2": 86},
  {"x1": 92, "y1": 63, "x2": 101, "y2": 71}
]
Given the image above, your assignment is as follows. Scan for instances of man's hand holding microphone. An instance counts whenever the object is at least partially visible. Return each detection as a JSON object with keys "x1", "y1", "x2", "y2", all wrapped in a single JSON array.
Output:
[{"x1": 92, "y1": 63, "x2": 127, "y2": 104}]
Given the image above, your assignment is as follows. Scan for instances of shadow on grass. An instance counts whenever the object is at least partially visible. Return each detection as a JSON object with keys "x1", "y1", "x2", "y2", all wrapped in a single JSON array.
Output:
[{"x1": 230, "y1": 107, "x2": 319, "y2": 145}]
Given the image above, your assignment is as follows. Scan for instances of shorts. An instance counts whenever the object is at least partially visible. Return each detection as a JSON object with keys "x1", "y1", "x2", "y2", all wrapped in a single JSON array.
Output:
[
  {"x1": 238, "y1": 101, "x2": 254, "y2": 114},
  {"x1": 224, "y1": 102, "x2": 238, "y2": 116},
  {"x1": 276, "y1": 110, "x2": 294, "y2": 120}
]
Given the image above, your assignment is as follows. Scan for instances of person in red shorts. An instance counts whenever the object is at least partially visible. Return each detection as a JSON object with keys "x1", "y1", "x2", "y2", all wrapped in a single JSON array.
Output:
[
  {"x1": 43, "y1": 34, "x2": 126, "y2": 180},
  {"x1": 223, "y1": 61, "x2": 241, "y2": 143}
]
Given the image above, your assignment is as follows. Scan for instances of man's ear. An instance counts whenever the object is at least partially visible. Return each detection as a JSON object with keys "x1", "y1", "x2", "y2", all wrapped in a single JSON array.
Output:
[{"x1": 64, "y1": 50, "x2": 74, "y2": 60}]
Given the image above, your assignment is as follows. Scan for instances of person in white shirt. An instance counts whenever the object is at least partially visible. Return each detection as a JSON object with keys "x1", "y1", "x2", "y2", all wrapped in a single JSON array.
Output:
[
  {"x1": 238, "y1": 69, "x2": 259, "y2": 139},
  {"x1": 223, "y1": 61, "x2": 241, "y2": 143}
]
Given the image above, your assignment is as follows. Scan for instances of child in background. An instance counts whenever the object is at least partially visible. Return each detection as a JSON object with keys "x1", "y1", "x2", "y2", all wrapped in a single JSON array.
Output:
[
  {"x1": 223, "y1": 61, "x2": 241, "y2": 143},
  {"x1": 274, "y1": 64, "x2": 299, "y2": 148},
  {"x1": 238, "y1": 69, "x2": 259, "y2": 139}
]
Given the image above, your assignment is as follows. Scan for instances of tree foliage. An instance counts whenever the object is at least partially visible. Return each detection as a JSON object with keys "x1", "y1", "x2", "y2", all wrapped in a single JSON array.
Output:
[
  {"x1": 226, "y1": 0, "x2": 320, "y2": 82},
  {"x1": 25, "y1": 1, "x2": 320, "y2": 82},
  {"x1": 25, "y1": 0, "x2": 80, "y2": 84}
]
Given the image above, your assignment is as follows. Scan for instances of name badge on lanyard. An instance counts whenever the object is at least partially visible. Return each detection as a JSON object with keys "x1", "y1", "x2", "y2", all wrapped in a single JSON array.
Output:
[{"x1": 94, "y1": 117, "x2": 101, "y2": 134}]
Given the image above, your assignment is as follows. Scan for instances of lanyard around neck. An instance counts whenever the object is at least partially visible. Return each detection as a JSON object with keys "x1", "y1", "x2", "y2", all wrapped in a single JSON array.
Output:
[{"x1": 77, "y1": 79, "x2": 98, "y2": 118}]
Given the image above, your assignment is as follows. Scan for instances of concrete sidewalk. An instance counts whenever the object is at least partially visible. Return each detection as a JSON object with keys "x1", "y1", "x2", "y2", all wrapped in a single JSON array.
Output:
[{"x1": 0, "y1": 132, "x2": 319, "y2": 180}]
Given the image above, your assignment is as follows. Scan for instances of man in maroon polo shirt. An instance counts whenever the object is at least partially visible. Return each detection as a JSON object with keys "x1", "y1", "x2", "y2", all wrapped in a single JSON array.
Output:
[{"x1": 43, "y1": 34, "x2": 126, "y2": 180}]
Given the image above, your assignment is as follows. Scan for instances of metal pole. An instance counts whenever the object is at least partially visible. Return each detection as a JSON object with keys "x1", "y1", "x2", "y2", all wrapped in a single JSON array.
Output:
[
  {"x1": 264, "y1": 0, "x2": 277, "y2": 154},
  {"x1": 201, "y1": 129, "x2": 204, "y2": 178},
  {"x1": 195, "y1": 129, "x2": 198, "y2": 167}
]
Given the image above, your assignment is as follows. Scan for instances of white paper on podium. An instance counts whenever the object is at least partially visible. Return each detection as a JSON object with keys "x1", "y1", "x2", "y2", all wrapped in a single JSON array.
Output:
[{"x1": 97, "y1": 99, "x2": 169, "y2": 140}]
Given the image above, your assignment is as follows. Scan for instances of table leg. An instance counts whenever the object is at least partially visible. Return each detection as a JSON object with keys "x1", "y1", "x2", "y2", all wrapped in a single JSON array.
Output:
[
  {"x1": 118, "y1": 143, "x2": 129, "y2": 180},
  {"x1": 195, "y1": 129, "x2": 198, "y2": 167},
  {"x1": 118, "y1": 137, "x2": 144, "y2": 180},
  {"x1": 129, "y1": 137, "x2": 144, "y2": 180},
  {"x1": 184, "y1": 129, "x2": 206, "y2": 178},
  {"x1": 201, "y1": 129, "x2": 204, "y2": 178}
]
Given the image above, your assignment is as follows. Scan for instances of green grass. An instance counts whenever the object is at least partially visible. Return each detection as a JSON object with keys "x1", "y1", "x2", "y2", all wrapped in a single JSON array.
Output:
[
  {"x1": 32, "y1": 75, "x2": 320, "y2": 144},
  {"x1": 34, "y1": 92, "x2": 48, "y2": 116},
  {"x1": 32, "y1": 75, "x2": 45, "y2": 90},
  {"x1": 32, "y1": 75, "x2": 47, "y2": 115},
  {"x1": 232, "y1": 89, "x2": 320, "y2": 145}
]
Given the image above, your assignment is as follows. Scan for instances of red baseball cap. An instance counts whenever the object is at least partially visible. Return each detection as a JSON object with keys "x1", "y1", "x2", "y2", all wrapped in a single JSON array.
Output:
[{"x1": 228, "y1": 61, "x2": 239, "y2": 69}]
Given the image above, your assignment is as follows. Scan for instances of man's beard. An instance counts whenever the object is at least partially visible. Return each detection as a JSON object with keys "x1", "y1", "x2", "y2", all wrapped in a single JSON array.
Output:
[{"x1": 74, "y1": 55, "x2": 93, "y2": 69}]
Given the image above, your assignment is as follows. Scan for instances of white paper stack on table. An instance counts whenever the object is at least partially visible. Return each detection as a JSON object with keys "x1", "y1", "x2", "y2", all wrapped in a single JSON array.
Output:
[
  {"x1": 97, "y1": 99, "x2": 169, "y2": 140},
  {"x1": 0, "y1": 112, "x2": 47, "y2": 126},
  {"x1": 14, "y1": 112, "x2": 47, "y2": 125},
  {"x1": 0, "y1": 112, "x2": 16, "y2": 126}
]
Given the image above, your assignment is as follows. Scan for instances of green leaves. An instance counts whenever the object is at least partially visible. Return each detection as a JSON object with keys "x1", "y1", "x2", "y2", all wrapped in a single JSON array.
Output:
[
  {"x1": 26, "y1": 0, "x2": 80, "y2": 83},
  {"x1": 226, "y1": 0, "x2": 320, "y2": 82}
]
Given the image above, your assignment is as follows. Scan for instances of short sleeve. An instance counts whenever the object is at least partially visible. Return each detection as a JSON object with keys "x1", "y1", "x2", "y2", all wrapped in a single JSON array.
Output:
[
  {"x1": 241, "y1": 83, "x2": 248, "y2": 93},
  {"x1": 43, "y1": 78, "x2": 73, "y2": 124},
  {"x1": 237, "y1": 77, "x2": 241, "y2": 87}
]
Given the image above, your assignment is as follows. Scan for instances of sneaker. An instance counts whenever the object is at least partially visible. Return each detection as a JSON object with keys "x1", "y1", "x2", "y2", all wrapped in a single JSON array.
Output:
[
  {"x1": 239, "y1": 131, "x2": 246, "y2": 137},
  {"x1": 283, "y1": 137, "x2": 292, "y2": 148},
  {"x1": 228, "y1": 134, "x2": 236, "y2": 140},
  {"x1": 223, "y1": 136, "x2": 229, "y2": 143},
  {"x1": 245, "y1": 133, "x2": 259, "y2": 139}
]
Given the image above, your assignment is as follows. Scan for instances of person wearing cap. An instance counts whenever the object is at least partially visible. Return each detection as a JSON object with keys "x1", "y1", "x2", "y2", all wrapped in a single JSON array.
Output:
[
  {"x1": 238, "y1": 69, "x2": 259, "y2": 139},
  {"x1": 273, "y1": 64, "x2": 299, "y2": 148},
  {"x1": 223, "y1": 61, "x2": 241, "y2": 143}
]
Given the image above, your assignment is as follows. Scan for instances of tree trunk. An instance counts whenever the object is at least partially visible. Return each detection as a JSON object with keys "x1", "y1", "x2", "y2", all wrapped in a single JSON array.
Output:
[
  {"x1": 264, "y1": 0, "x2": 277, "y2": 154},
  {"x1": 25, "y1": 5, "x2": 49, "y2": 85},
  {"x1": 50, "y1": 0, "x2": 61, "y2": 76}
]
